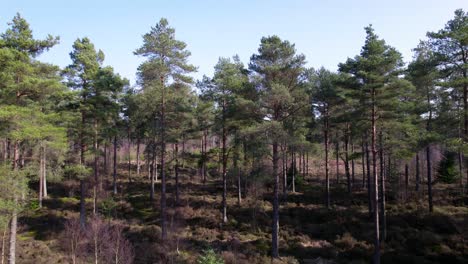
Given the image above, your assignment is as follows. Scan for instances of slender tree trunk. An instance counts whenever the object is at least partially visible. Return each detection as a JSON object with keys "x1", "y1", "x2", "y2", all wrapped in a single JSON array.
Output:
[
  {"x1": 292, "y1": 151, "x2": 296, "y2": 193},
  {"x1": 104, "y1": 142, "x2": 108, "y2": 176},
  {"x1": 426, "y1": 146, "x2": 433, "y2": 212},
  {"x1": 306, "y1": 152, "x2": 309, "y2": 178},
  {"x1": 271, "y1": 141, "x2": 279, "y2": 258},
  {"x1": 366, "y1": 136, "x2": 372, "y2": 216},
  {"x1": 8, "y1": 141, "x2": 19, "y2": 264},
  {"x1": 345, "y1": 124, "x2": 351, "y2": 194},
  {"x1": 324, "y1": 116, "x2": 330, "y2": 209},
  {"x1": 160, "y1": 77, "x2": 167, "y2": 240},
  {"x1": 6, "y1": 139, "x2": 10, "y2": 161},
  {"x1": 8, "y1": 209, "x2": 16, "y2": 264},
  {"x1": 458, "y1": 151, "x2": 464, "y2": 194},
  {"x1": 405, "y1": 163, "x2": 409, "y2": 200},
  {"x1": 416, "y1": 152, "x2": 420, "y2": 192},
  {"x1": 234, "y1": 146, "x2": 241, "y2": 206},
  {"x1": 150, "y1": 142, "x2": 155, "y2": 203},
  {"x1": 297, "y1": 150, "x2": 303, "y2": 177},
  {"x1": 39, "y1": 144, "x2": 44, "y2": 208},
  {"x1": 113, "y1": 136, "x2": 117, "y2": 195},
  {"x1": 336, "y1": 133, "x2": 339, "y2": 184},
  {"x1": 136, "y1": 138, "x2": 141, "y2": 177},
  {"x1": 379, "y1": 133, "x2": 386, "y2": 242},
  {"x1": 351, "y1": 140, "x2": 355, "y2": 188},
  {"x1": 80, "y1": 180, "x2": 85, "y2": 228},
  {"x1": 221, "y1": 99, "x2": 228, "y2": 223},
  {"x1": 362, "y1": 141, "x2": 366, "y2": 189},
  {"x1": 371, "y1": 89, "x2": 380, "y2": 264},
  {"x1": 203, "y1": 129, "x2": 207, "y2": 184},
  {"x1": 127, "y1": 129, "x2": 131, "y2": 183},
  {"x1": 282, "y1": 146, "x2": 287, "y2": 198},
  {"x1": 1, "y1": 223, "x2": 7, "y2": 264},
  {"x1": 93, "y1": 120, "x2": 99, "y2": 215},
  {"x1": 175, "y1": 143, "x2": 180, "y2": 206}
]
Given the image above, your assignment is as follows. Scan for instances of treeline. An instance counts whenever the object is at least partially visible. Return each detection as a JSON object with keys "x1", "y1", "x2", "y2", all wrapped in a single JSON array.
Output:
[{"x1": 0, "y1": 9, "x2": 466, "y2": 264}]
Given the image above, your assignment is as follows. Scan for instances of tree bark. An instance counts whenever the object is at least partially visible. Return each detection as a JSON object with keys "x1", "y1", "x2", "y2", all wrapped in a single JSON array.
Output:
[
  {"x1": 136, "y1": 138, "x2": 141, "y2": 177},
  {"x1": 426, "y1": 146, "x2": 433, "y2": 212},
  {"x1": 292, "y1": 151, "x2": 296, "y2": 193},
  {"x1": 324, "y1": 116, "x2": 330, "y2": 209},
  {"x1": 160, "y1": 77, "x2": 167, "y2": 240},
  {"x1": 336, "y1": 133, "x2": 340, "y2": 184},
  {"x1": 371, "y1": 88, "x2": 380, "y2": 264},
  {"x1": 379, "y1": 132, "x2": 386, "y2": 242},
  {"x1": 113, "y1": 136, "x2": 117, "y2": 195},
  {"x1": 361, "y1": 140, "x2": 366, "y2": 189},
  {"x1": 416, "y1": 152, "x2": 420, "y2": 192},
  {"x1": 80, "y1": 180, "x2": 86, "y2": 228},
  {"x1": 221, "y1": 98, "x2": 228, "y2": 223},
  {"x1": 127, "y1": 129, "x2": 132, "y2": 183},
  {"x1": 93, "y1": 120, "x2": 99, "y2": 215},
  {"x1": 351, "y1": 140, "x2": 355, "y2": 188},
  {"x1": 175, "y1": 143, "x2": 180, "y2": 206},
  {"x1": 405, "y1": 163, "x2": 409, "y2": 200},
  {"x1": 39, "y1": 144, "x2": 44, "y2": 208},
  {"x1": 203, "y1": 129, "x2": 207, "y2": 184},
  {"x1": 365, "y1": 136, "x2": 372, "y2": 216},
  {"x1": 345, "y1": 124, "x2": 351, "y2": 194},
  {"x1": 271, "y1": 141, "x2": 279, "y2": 258}
]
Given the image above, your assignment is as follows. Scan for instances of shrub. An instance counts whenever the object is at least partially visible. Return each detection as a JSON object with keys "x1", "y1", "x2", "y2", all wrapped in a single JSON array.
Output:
[
  {"x1": 437, "y1": 151, "x2": 460, "y2": 184},
  {"x1": 197, "y1": 249, "x2": 224, "y2": 264}
]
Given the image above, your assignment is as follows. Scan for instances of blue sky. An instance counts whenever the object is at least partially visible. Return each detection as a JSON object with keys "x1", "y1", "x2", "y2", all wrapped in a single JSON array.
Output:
[{"x1": 2, "y1": 0, "x2": 466, "y2": 86}]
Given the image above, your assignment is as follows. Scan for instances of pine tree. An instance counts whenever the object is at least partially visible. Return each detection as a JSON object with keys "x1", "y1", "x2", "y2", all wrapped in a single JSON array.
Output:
[
  {"x1": 249, "y1": 35, "x2": 307, "y2": 258},
  {"x1": 339, "y1": 26, "x2": 405, "y2": 264},
  {"x1": 135, "y1": 18, "x2": 196, "y2": 240}
]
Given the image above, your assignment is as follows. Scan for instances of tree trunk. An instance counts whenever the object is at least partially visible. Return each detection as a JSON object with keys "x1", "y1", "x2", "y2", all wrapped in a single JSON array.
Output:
[
  {"x1": 365, "y1": 136, "x2": 372, "y2": 216},
  {"x1": 271, "y1": 141, "x2": 279, "y2": 258},
  {"x1": 345, "y1": 124, "x2": 351, "y2": 194},
  {"x1": 80, "y1": 180, "x2": 86, "y2": 228},
  {"x1": 282, "y1": 146, "x2": 287, "y2": 198},
  {"x1": 292, "y1": 151, "x2": 296, "y2": 193},
  {"x1": 371, "y1": 88, "x2": 380, "y2": 264},
  {"x1": 234, "y1": 144, "x2": 241, "y2": 206},
  {"x1": 416, "y1": 152, "x2": 420, "y2": 192},
  {"x1": 306, "y1": 152, "x2": 309, "y2": 178},
  {"x1": 458, "y1": 151, "x2": 464, "y2": 194},
  {"x1": 8, "y1": 209, "x2": 17, "y2": 264},
  {"x1": 127, "y1": 129, "x2": 132, "y2": 183},
  {"x1": 160, "y1": 77, "x2": 167, "y2": 240},
  {"x1": 150, "y1": 142, "x2": 155, "y2": 203},
  {"x1": 104, "y1": 142, "x2": 108, "y2": 176},
  {"x1": 379, "y1": 133, "x2": 386, "y2": 242},
  {"x1": 426, "y1": 145, "x2": 433, "y2": 212},
  {"x1": 221, "y1": 99, "x2": 228, "y2": 223},
  {"x1": 39, "y1": 144, "x2": 44, "y2": 208},
  {"x1": 136, "y1": 138, "x2": 141, "y2": 177},
  {"x1": 93, "y1": 120, "x2": 99, "y2": 215},
  {"x1": 336, "y1": 134, "x2": 340, "y2": 184},
  {"x1": 351, "y1": 140, "x2": 355, "y2": 188},
  {"x1": 175, "y1": 143, "x2": 180, "y2": 206},
  {"x1": 8, "y1": 141, "x2": 19, "y2": 264},
  {"x1": 1, "y1": 223, "x2": 7, "y2": 264},
  {"x1": 113, "y1": 136, "x2": 117, "y2": 195},
  {"x1": 324, "y1": 116, "x2": 330, "y2": 209},
  {"x1": 362, "y1": 141, "x2": 366, "y2": 189},
  {"x1": 203, "y1": 129, "x2": 207, "y2": 184},
  {"x1": 405, "y1": 163, "x2": 409, "y2": 200}
]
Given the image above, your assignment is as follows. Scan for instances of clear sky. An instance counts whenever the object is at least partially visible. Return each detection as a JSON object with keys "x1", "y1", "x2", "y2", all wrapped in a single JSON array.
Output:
[{"x1": 2, "y1": 0, "x2": 466, "y2": 86}]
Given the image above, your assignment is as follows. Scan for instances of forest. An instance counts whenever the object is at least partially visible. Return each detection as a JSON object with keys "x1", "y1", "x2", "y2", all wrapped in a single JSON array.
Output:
[{"x1": 0, "y1": 7, "x2": 467, "y2": 264}]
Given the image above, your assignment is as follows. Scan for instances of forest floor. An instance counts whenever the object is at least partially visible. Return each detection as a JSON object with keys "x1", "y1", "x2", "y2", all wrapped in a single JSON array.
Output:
[{"x1": 13, "y1": 165, "x2": 468, "y2": 264}]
